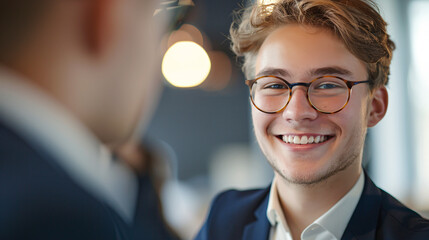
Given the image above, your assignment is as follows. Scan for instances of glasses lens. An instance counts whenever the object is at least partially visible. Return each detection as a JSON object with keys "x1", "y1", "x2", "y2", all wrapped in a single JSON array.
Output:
[
  {"x1": 251, "y1": 76, "x2": 290, "y2": 113},
  {"x1": 308, "y1": 77, "x2": 349, "y2": 113}
]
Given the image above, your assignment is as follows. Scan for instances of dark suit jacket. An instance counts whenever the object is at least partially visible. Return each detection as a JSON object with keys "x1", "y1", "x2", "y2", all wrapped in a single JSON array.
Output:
[
  {"x1": 0, "y1": 120, "x2": 176, "y2": 240},
  {"x1": 195, "y1": 174, "x2": 429, "y2": 240}
]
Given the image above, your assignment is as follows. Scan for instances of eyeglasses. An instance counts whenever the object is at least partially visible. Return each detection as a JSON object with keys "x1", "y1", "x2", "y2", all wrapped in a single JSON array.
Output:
[
  {"x1": 155, "y1": 0, "x2": 194, "y2": 31},
  {"x1": 245, "y1": 75, "x2": 370, "y2": 114}
]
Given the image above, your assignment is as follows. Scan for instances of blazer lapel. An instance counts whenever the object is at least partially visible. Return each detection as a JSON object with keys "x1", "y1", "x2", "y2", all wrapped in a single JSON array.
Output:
[
  {"x1": 242, "y1": 191, "x2": 271, "y2": 240},
  {"x1": 342, "y1": 173, "x2": 382, "y2": 240},
  {"x1": 240, "y1": 174, "x2": 383, "y2": 240}
]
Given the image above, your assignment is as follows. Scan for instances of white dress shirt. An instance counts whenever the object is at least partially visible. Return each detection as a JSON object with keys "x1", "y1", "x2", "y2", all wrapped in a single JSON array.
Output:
[
  {"x1": 0, "y1": 67, "x2": 138, "y2": 223},
  {"x1": 267, "y1": 173, "x2": 364, "y2": 240}
]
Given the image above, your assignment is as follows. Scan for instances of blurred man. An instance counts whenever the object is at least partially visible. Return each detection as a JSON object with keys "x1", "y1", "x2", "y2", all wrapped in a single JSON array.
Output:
[
  {"x1": 196, "y1": 0, "x2": 429, "y2": 239},
  {"x1": 0, "y1": 0, "x2": 177, "y2": 239}
]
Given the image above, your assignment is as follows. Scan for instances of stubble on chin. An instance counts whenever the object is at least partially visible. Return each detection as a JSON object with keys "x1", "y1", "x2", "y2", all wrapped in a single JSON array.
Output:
[{"x1": 265, "y1": 148, "x2": 361, "y2": 187}]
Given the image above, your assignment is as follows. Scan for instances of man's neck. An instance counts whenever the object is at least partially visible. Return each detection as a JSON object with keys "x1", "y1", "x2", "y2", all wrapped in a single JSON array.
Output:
[{"x1": 275, "y1": 164, "x2": 362, "y2": 239}]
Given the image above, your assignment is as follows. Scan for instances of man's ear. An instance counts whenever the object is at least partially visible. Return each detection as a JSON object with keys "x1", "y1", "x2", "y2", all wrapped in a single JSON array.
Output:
[
  {"x1": 367, "y1": 86, "x2": 388, "y2": 127},
  {"x1": 85, "y1": 0, "x2": 116, "y2": 56}
]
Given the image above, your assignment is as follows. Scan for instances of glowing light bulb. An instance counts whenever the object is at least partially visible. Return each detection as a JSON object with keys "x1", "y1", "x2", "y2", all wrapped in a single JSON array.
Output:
[{"x1": 162, "y1": 41, "x2": 211, "y2": 88}]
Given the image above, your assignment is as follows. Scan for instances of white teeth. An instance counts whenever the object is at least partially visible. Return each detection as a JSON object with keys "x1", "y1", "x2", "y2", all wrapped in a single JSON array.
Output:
[
  {"x1": 300, "y1": 136, "x2": 308, "y2": 144},
  {"x1": 293, "y1": 136, "x2": 300, "y2": 144},
  {"x1": 282, "y1": 135, "x2": 329, "y2": 145},
  {"x1": 315, "y1": 136, "x2": 320, "y2": 143}
]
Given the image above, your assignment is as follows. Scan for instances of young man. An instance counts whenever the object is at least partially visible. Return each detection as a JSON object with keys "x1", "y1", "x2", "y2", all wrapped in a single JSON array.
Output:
[
  {"x1": 196, "y1": 0, "x2": 429, "y2": 239},
  {"x1": 0, "y1": 0, "x2": 176, "y2": 239}
]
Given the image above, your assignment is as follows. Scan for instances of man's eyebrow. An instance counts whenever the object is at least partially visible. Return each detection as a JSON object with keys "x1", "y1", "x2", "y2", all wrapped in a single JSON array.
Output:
[
  {"x1": 255, "y1": 68, "x2": 291, "y2": 78},
  {"x1": 255, "y1": 66, "x2": 354, "y2": 79},
  {"x1": 309, "y1": 67, "x2": 353, "y2": 77}
]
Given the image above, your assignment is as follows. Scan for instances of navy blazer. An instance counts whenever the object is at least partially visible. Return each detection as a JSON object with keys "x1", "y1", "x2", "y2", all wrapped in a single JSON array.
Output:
[
  {"x1": 0, "y1": 121, "x2": 175, "y2": 240},
  {"x1": 195, "y1": 174, "x2": 429, "y2": 240}
]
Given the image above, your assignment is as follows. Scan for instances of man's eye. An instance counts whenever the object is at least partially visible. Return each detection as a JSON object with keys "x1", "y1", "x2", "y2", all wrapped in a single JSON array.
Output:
[
  {"x1": 265, "y1": 83, "x2": 286, "y2": 89},
  {"x1": 315, "y1": 83, "x2": 342, "y2": 89}
]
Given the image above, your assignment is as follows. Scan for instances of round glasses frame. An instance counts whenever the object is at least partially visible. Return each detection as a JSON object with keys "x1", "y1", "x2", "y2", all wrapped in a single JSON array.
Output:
[{"x1": 245, "y1": 75, "x2": 370, "y2": 114}]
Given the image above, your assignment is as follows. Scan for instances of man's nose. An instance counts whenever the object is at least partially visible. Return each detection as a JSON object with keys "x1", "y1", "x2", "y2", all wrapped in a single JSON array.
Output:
[{"x1": 282, "y1": 87, "x2": 318, "y2": 122}]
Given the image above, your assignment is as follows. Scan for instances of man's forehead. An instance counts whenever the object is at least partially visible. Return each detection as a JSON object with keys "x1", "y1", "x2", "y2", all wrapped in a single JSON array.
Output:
[
  {"x1": 262, "y1": 24, "x2": 338, "y2": 46},
  {"x1": 255, "y1": 24, "x2": 366, "y2": 79}
]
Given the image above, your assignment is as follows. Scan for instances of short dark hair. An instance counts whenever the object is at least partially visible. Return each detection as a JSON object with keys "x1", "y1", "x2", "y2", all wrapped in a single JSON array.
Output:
[{"x1": 0, "y1": 0, "x2": 51, "y2": 61}]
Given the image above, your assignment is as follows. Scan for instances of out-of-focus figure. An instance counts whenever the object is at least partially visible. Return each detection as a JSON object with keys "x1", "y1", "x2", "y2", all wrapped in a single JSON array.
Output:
[
  {"x1": 115, "y1": 137, "x2": 210, "y2": 240},
  {"x1": 114, "y1": 139, "x2": 180, "y2": 238},
  {"x1": 0, "y1": 0, "x2": 181, "y2": 239}
]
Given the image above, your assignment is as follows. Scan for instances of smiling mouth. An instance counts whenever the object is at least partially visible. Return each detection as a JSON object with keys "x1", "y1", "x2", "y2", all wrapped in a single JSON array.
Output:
[{"x1": 278, "y1": 135, "x2": 333, "y2": 145}]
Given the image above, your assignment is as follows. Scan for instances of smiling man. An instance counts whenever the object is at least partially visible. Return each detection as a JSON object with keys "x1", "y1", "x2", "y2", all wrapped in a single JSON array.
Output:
[{"x1": 195, "y1": 1, "x2": 429, "y2": 240}]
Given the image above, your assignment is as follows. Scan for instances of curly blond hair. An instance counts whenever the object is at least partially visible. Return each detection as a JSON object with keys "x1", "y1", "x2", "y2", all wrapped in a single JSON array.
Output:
[{"x1": 230, "y1": 0, "x2": 395, "y2": 88}]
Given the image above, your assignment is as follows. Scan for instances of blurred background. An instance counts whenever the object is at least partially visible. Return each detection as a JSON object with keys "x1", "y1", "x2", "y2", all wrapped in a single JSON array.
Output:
[{"x1": 144, "y1": 0, "x2": 429, "y2": 239}]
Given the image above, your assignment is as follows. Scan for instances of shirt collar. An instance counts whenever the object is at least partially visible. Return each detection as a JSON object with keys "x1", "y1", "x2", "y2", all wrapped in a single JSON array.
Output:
[
  {"x1": 267, "y1": 178, "x2": 289, "y2": 229},
  {"x1": 0, "y1": 67, "x2": 137, "y2": 223},
  {"x1": 312, "y1": 172, "x2": 364, "y2": 239},
  {"x1": 266, "y1": 172, "x2": 364, "y2": 239}
]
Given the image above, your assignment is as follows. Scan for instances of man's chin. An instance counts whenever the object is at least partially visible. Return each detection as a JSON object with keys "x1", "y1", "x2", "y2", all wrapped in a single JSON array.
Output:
[
  {"x1": 276, "y1": 161, "x2": 354, "y2": 187},
  {"x1": 280, "y1": 171, "x2": 332, "y2": 186},
  {"x1": 269, "y1": 158, "x2": 331, "y2": 186}
]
